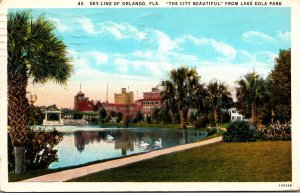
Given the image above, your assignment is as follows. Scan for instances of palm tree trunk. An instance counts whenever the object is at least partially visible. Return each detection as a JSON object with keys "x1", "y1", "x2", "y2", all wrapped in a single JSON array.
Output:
[
  {"x1": 214, "y1": 109, "x2": 220, "y2": 133},
  {"x1": 8, "y1": 74, "x2": 30, "y2": 173},
  {"x1": 181, "y1": 106, "x2": 189, "y2": 143},
  {"x1": 251, "y1": 102, "x2": 258, "y2": 128}
]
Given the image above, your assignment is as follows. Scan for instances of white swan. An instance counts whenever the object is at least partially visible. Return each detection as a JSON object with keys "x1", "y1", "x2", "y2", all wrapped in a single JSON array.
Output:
[
  {"x1": 107, "y1": 135, "x2": 114, "y2": 142},
  {"x1": 154, "y1": 138, "x2": 162, "y2": 147},
  {"x1": 140, "y1": 141, "x2": 150, "y2": 149}
]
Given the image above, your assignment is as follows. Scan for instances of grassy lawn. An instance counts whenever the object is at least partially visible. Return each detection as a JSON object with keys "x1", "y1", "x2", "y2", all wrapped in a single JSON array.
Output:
[{"x1": 69, "y1": 141, "x2": 291, "y2": 182}]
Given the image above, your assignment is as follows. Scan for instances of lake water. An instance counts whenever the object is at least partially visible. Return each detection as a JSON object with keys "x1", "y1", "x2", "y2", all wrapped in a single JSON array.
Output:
[{"x1": 48, "y1": 126, "x2": 208, "y2": 169}]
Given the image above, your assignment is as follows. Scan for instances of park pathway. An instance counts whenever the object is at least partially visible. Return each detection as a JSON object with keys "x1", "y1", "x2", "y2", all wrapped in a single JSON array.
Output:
[{"x1": 22, "y1": 136, "x2": 223, "y2": 182}]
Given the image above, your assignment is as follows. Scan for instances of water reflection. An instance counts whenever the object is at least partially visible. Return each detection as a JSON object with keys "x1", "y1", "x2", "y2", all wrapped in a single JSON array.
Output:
[
  {"x1": 49, "y1": 127, "x2": 208, "y2": 169},
  {"x1": 74, "y1": 131, "x2": 103, "y2": 152}
]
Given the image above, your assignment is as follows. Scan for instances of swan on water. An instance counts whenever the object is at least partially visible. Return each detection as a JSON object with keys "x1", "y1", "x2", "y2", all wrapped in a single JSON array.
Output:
[
  {"x1": 154, "y1": 138, "x2": 162, "y2": 147},
  {"x1": 140, "y1": 141, "x2": 150, "y2": 149},
  {"x1": 107, "y1": 135, "x2": 114, "y2": 142}
]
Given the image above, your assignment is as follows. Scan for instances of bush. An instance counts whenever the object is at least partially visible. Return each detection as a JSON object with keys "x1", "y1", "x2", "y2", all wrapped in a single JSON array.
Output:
[
  {"x1": 197, "y1": 127, "x2": 217, "y2": 136},
  {"x1": 223, "y1": 121, "x2": 261, "y2": 142},
  {"x1": 194, "y1": 116, "x2": 208, "y2": 129},
  {"x1": 208, "y1": 128, "x2": 217, "y2": 136},
  {"x1": 220, "y1": 111, "x2": 231, "y2": 123},
  {"x1": 8, "y1": 127, "x2": 63, "y2": 173},
  {"x1": 189, "y1": 112, "x2": 197, "y2": 124},
  {"x1": 262, "y1": 123, "x2": 291, "y2": 140},
  {"x1": 123, "y1": 116, "x2": 130, "y2": 127},
  {"x1": 104, "y1": 115, "x2": 112, "y2": 122}
]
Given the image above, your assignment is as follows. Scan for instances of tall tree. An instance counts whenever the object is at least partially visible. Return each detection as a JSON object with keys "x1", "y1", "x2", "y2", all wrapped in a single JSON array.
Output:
[
  {"x1": 268, "y1": 49, "x2": 291, "y2": 122},
  {"x1": 161, "y1": 66, "x2": 205, "y2": 140},
  {"x1": 160, "y1": 80, "x2": 176, "y2": 122},
  {"x1": 8, "y1": 11, "x2": 72, "y2": 173},
  {"x1": 236, "y1": 72, "x2": 268, "y2": 128},
  {"x1": 206, "y1": 80, "x2": 232, "y2": 133}
]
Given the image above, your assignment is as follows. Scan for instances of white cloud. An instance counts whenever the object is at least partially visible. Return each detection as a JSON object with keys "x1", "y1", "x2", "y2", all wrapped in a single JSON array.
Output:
[
  {"x1": 242, "y1": 31, "x2": 275, "y2": 42},
  {"x1": 49, "y1": 18, "x2": 70, "y2": 32},
  {"x1": 114, "y1": 58, "x2": 129, "y2": 73},
  {"x1": 254, "y1": 51, "x2": 277, "y2": 65},
  {"x1": 92, "y1": 21, "x2": 146, "y2": 40},
  {"x1": 133, "y1": 50, "x2": 153, "y2": 59},
  {"x1": 89, "y1": 51, "x2": 108, "y2": 64},
  {"x1": 152, "y1": 30, "x2": 178, "y2": 53},
  {"x1": 77, "y1": 17, "x2": 97, "y2": 34},
  {"x1": 277, "y1": 31, "x2": 291, "y2": 42},
  {"x1": 176, "y1": 35, "x2": 236, "y2": 61}
]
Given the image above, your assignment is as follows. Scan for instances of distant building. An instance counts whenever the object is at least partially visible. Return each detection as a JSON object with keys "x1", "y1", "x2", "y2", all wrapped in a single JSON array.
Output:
[
  {"x1": 74, "y1": 90, "x2": 97, "y2": 112},
  {"x1": 102, "y1": 102, "x2": 136, "y2": 118},
  {"x1": 135, "y1": 87, "x2": 162, "y2": 116},
  {"x1": 228, "y1": 107, "x2": 244, "y2": 121},
  {"x1": 114, "y1": 88, "x2": 134, "y2": 104}
]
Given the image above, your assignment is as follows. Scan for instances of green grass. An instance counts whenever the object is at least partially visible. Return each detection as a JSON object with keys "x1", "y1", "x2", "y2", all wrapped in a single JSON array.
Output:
[{"x1": 69, "y1": 141, "x2": 291, "y2": 182}]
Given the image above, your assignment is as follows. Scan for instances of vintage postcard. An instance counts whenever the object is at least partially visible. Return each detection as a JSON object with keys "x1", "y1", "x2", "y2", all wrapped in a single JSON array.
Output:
[{"x1": 0, "y1": 0, "x2": 300, "y2": 191}]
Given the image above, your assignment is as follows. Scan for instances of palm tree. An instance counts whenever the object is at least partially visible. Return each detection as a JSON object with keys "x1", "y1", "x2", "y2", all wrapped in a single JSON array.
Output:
[
  {"x1": 206, "y1": 80, "x2": 232, "y2": 133},
  {"x1": 8, "y1": 11, "x2": 72, "y2": 173},
  {"x1": 160, "y1": 80, "x2": 176, "y2": 122},
  {"x1": 161, "y1": 66, "x2": 205, "y2": 140},
  {"x1": 236, "y1": 72, "x2": 268, "y2": 128}
]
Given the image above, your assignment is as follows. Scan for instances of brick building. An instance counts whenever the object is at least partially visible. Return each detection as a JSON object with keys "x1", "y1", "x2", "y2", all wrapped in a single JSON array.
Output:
[
  {"x1": 135, "y1": 87, "x2": 162, "y2": 116},
  {"x1": 102, "y1": 102, "x2": 136, "y2": 118},
  {"x1": 74, "y1": 87, "x2": 162, "y2": 119},
  {"x1": 74, "y1": 91, "x2": 96, "y2": 111}
]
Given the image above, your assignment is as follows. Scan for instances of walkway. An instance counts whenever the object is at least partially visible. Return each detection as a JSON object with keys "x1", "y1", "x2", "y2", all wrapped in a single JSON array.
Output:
[{"x1": 22, "y1": 136, "x2": 223, "y2": 182}]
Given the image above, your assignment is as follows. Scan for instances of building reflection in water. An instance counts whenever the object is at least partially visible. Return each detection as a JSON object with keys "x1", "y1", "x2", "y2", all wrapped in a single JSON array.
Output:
[
  {"x1": 114, "y1": 130, "x2": 134, "y2": 155},
  {"x1": 73, "y1": 128, "x2": 185, "y2": 154},
  {"x1": 74, "y1": 131, "x2": 103, "y2": 152},
  {"x1": 74, "y1": 130, "x2": 137, "y2": 155}
]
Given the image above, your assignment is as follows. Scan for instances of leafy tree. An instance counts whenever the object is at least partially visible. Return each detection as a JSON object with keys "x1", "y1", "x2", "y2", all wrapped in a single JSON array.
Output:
[
  {"x1": 161, "y1": 66, "x2": 205, "y2": 134},
  {"x1": 146, "y1": 115, "x2": 152, "y2": 124},
  {"x1": 268, "y1": 49, "x2": 291, "y2": 122},
  {"x1": 189, "y1": 111, "x2": 198, "y2": 124},
  {"x1": 73, "y1": 111, "x2": 83, "y2": 120},
  {"x1": 110, "y1": 110, "x2": 117, "y2": 122},
  {"x1": 104, "y1": 115, "x2": 112, "y2": 122},
  {"x1": 160, "y1": 80, "x2": 177, "y2": 123},
  {"x1": 99, "y1": 108, "x2": 107, "y2": 123},
  {"x1": 116, "y1": 112, "x2": 123, "y2": 123},
  {"x1": 135, "y1": 111, "x2": 144, "y2": 123},
  {"x1": 152, "y1": 108, "x2": 161, "y2": 124},
  {"x1": 46, "y1": 104, "x2": 59, "y2": 110},
  {"x1": 206, "y1": 80, "x2": 232, "y2": 133},
  {"x1": 110, "y1": 110, "x2": 117, "y2": 118},
  {"x1": 8, "y1": 11, "x2": 72, "y2": 173},
  {"x1": 28, "y1": 106, "x2": 43, "y2": 125},
  {"x1": 236, "y1": 72, "x2": 269, "y2": 128}
]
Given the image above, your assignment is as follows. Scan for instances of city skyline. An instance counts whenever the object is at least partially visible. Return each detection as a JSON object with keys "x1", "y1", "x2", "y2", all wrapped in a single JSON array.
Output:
[{"x1": 15, "y1": 8, "x2": 290, "y2": 108}]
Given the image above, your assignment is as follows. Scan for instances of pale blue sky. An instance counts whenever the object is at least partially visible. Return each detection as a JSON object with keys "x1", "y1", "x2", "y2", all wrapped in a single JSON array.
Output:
[{"x1": 10, "y1": 8, "x2": 291, "y2": 108}]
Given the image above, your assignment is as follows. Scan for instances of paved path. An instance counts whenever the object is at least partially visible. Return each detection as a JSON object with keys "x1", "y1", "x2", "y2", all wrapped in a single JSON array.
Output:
[{"x1": 22, "y1": 136, "x2": 223, "y2": 182}]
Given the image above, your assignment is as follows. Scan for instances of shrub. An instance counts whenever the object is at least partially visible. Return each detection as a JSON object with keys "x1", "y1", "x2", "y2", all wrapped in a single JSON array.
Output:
[
  {"x1": 197, "y1": 127, "x2": 217, "y2": 136},
  {"x1": 194, "y1": 116, "x2": 208, "y2": 129},
  {"x1": 262, "y1": 123, "x2": 291, "y2": 140},
  {"x1": 8, "y1": 127, "x2": 63, "y2": 173},
  {"x1": 104, "y1": 115, "x2": 112, "y2": 122},
  {"x1": 208, "y1": 128, "x2": 217, "y2": 136},
  {"x1": 220, "y1": 111, "x2": 231, "y2": 123},
  {"x1": 189, "y1": 112, "x2": 197, "y2": 124},
  {"x1": 223, "y1": 121, "x2": 261, "y2": 142}
]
